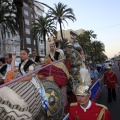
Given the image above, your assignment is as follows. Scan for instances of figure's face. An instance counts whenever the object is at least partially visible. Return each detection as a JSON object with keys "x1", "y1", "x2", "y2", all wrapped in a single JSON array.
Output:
[
  {"x1": 50, "y1": 45, "x2": 55, "y2": 52},
  {"x1": 76, "y1": 94, "x2": 90, "y2": 106},
  {"x1": 5, "y1": 55, "x2": 12, "y2": 64},
  {"x1": 20, "y1": 50, "x2": 29, "y2": 61},
  {"x1": 32, "y1": 51, "x2": 37, "y2": 57},
  {"x1": 106, "y1": 68, "x2": 111, "y2": 71}
]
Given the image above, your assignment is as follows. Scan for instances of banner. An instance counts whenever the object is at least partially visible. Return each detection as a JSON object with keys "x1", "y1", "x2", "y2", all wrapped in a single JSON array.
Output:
[{"x1": 90, "y1": 81, "x2": 101, "y2": 101}]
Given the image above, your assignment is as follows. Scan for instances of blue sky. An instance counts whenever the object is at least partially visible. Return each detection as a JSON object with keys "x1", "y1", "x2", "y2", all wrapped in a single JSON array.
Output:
[{"x1": 39, "y1": 0, "x2": 120, "y2": 58}]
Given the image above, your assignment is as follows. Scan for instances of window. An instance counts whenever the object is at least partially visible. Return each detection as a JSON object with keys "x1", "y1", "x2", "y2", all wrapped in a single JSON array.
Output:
[
  {"x1": 31, "y1": 13, "x2": 33, "y2": 18},
  {"x1": 25, "y1": 19, "x2": 29, "y2": 25},
  {"x1": 26, "y1": 37, "x2": 31, "y2": 44},
  {"x1": 24, "y1": 10, "x2": 28, "y2": 16},
  {"x1": 36, "y1": 6, "x2": 40, "y2": 11},
  {"x1": 34, "y1": 40, "x2": 36, "y2": 45},
  {"x1": 40, "y1": 40, "x2": 44, "y2": 44},
  {"x1": 40, "y1": 50, "x2": 44, "y2": 55},
  {"x1": 1, "y1": 32, "x2": 4, "y2": 39},
  {"x1": 36, "y1": 6, "x2": 42, "y2": 14},
  {"x1": 23, "y1": 2, "x2": 28, "y2": 7},
  {"x1": 25, "y1": 28, "x2": 30, "y2": 34},
  {"x1": 7, "y1": 32, "x2": 10, "y2": 38}
]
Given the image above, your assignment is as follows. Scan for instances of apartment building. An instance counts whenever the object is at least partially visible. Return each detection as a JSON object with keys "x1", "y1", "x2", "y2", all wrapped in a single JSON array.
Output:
[
  {"x1": 0, "y1": 1, "x2": 44, "y2": 57},
  {"x1": 55, "y1": 29, "x2": 85, "y2": 43},
  {"x1": 23, "y1": 1, "x2": 44, "y2": 55}
]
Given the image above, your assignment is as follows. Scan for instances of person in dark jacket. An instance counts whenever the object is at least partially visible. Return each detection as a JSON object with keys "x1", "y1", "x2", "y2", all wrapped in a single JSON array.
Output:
[
  {"x1": 0, "y1": 57, "x2": 7, "y2": 84},
  {"x1": 32, "y1": 49, "x2": 41, "y2": 65}
]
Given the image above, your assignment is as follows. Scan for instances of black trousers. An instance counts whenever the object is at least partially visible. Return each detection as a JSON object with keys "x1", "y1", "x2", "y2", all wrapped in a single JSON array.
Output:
[{"x1": 107, "y1": 88, "x2": 116, "y2": 101}]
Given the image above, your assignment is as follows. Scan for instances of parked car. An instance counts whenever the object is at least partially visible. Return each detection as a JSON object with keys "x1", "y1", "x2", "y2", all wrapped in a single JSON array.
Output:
[{"x1": 104, "y1": 60, "x2": 112, "y2": 66}]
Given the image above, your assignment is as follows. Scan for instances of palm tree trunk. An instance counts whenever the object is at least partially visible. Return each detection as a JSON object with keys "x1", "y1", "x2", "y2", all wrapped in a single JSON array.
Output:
[
  {"x1": 59, "y1": 21, "x2": 63, "y2": 40},
  {"x1": 14, "y1": 0, "x2": 24, "y2": 50},
  {"x1": 43, "y1": 32, "x2": 46, "y2": 55},
  {"x1": 16, "y1": 6, "x2": 24, "y2": 50}
]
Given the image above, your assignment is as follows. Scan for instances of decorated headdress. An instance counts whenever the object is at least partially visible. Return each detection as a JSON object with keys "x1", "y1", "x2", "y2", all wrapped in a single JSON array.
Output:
[
  {"x1": 105, "y1": 64, "x2": 111, "y2": 69},
  {"x1": 73, "y1": 62, "x2": 91, "y2": 95},
  {"x1": 74, "y1": 77, "x2": 91, "y2": 95}
]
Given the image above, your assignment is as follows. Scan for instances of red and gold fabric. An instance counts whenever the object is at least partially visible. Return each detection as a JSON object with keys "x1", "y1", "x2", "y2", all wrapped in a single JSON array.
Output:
[
  {"x1": 38, "y1": 62, "x2": 69, "y2": 87},
  {"x1": 104, "y1": 71, "x2": 118, "y2": 88},
  {"x1": 69, "y1": 102, "x2": 112, "y2": 120}
]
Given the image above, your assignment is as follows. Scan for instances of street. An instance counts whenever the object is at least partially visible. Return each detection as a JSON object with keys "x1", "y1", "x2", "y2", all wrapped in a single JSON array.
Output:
[{"x1": 98, "y1": 61, "x2": 120, "y2": 120}]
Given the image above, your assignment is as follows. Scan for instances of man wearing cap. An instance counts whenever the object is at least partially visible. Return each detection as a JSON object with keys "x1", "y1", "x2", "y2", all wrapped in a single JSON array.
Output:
[
  {"x1": 104, "y1": 65, "x2": 118, "y2": 103},
  {"x1": 69, "y1": 82, "x2": 112, "y2": 120}
]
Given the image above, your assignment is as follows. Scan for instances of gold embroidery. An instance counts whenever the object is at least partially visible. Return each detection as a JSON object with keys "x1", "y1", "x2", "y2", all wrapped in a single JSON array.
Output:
[
  {"x1": 70, "y1": 102, "x2": 78, "y2": 106},
  {"x1": 76, "y1": 115, "x2": 79, "y2": 120}
]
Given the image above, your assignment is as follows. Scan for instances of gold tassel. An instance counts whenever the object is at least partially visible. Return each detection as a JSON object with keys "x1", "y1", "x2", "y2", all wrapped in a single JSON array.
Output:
[{"x1": 76, "y1": 115, "x2": 79, "y2": 120}]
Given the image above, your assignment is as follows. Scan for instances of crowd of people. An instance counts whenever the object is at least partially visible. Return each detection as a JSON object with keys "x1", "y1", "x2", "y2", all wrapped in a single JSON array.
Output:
[
  {"x1": 0, "y1": 38, "x2": 119, "y2": 120},
  {"x1": 0, "y1": 41, "x2": 65, "y2": 85}
]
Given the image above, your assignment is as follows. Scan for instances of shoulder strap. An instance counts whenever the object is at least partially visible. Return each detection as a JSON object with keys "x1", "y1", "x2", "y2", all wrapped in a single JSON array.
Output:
[
  {"x1": 96, "y1": 103, "x2": 107, "y2": 120},
  {"x1": 70, "y1": 102, "x2": 78, "y2": 106},
  {"x1": 97, "y1": 108, "x2": 105, "y2": 120},
  {"x1": 96, "y1": 103, "x2": 108, "y2": 110},
  {"x1": 106, "y1": 72, "x2": 115, "y2": 79}
]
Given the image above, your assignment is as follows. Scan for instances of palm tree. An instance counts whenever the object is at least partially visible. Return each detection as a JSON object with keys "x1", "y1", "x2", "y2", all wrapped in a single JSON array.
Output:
[
  {"x1": 92, "y1": 40, "x2": 105, "y2": 61},
  {"x1": 84, "y1": 30, "x2": 97, "y2": 40},
  {"x1": 12, "y1": 0, "x2": 31, "y2": 50},
  {"x1": 59, "y1": 38, "x2": 69, "y2": 49},
  {"x1": 47, "y1": 2, "x2": 76, "y2": 40},
  {"x1": 31, "y1": 16, "x2": 57, "y2": 55},
  {"x1": 0, "y1": 1, "x2": 18, "y2": 54},
  {"x1": 3, "y1": 0, "x2": 59, "y2": 50},
  {"x1": 76, "y1": 34, "x2": 91, "y2": 54},
  {"x1": 0, "y1": 1, "x2": 18, "y2": 36}
]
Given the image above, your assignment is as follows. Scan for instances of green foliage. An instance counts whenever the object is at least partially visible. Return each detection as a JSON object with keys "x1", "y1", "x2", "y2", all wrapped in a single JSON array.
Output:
[
  {"x1": 0, "y1": 1, "x2": 18, "y2": 36},
  {"x1": 59, "y1": 38, "x2": 69, "y2": 49},
  {"x1": 75, "y1": 30, "x2": 107, "y2": 62},
  {"x1": 31, "y1": 15, "x2": 57, "y2": 55},
  {"x1": 47, "y1": 2, "x2": 76, "y2": 40}
]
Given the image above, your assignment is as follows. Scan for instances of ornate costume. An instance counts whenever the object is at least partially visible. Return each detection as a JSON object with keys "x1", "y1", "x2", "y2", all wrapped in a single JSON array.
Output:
[
  {"x1": 69, "y1": 102, "x2": 112, "y2": 120},
  {"x1": 69, "y1": 72, "x2": 112, "y2": 120},
  {"x1": 0, "y1": 59, "x2": 42, "y2": 120},
  {"x1": 32, "y1": 56, "x2": 40, "y2": 63},
  {"x1": 104, "y1": 70, "x2": 118, "y2": 102},
  {"x1": 104, "y1": 71, "x2": 118, "y2": 89},
  {"x1": 49, "y1": 51, "x2": 60, "y2": 61}
]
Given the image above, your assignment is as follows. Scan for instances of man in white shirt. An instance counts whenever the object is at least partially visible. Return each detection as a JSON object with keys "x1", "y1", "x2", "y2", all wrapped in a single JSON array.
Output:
[{"x1": 0, "y1": 53, "x2": 19, "y2": 84}]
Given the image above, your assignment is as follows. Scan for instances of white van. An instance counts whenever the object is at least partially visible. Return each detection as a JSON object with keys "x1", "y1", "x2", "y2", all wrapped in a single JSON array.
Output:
[{"x1": 104, "y1": 60, "x2": 112, "y2": 66}]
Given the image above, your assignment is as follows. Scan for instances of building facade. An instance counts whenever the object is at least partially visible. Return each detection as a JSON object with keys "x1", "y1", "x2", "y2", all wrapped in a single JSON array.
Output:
[
  {"x1": 0, "y1": 1, "x2": 44, "y2": 57},
  {"x1": 22, "y1": 1, "x2": 44, "y2": 55},
  {"x1": 50, "y1": 29, "x2": 85, "y2": 43}
]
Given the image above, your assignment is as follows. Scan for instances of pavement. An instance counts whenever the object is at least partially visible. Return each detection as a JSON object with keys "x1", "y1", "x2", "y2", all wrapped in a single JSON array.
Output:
[{"x1": 97, "y1": 61, "x2": 120, "y2": 120}]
